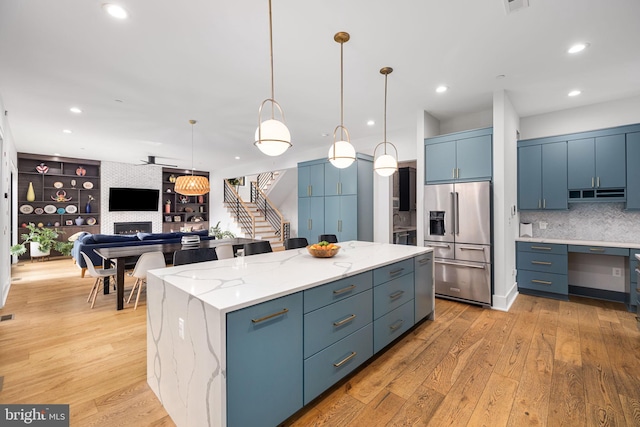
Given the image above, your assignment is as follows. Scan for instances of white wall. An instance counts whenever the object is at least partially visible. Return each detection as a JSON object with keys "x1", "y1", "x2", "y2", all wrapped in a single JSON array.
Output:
[
  {"x1": 1, "y1": 95, "x2": 19, "y2": 308},
  {"x1": 440, "y1": 109, "x2": 493, "y2": 135},
  {"x1": 416, "y1": 110, "x2": 441, "y2": 248},
  {"x1": 492, "y1": 90, "x2": 520, "y2": 311}
]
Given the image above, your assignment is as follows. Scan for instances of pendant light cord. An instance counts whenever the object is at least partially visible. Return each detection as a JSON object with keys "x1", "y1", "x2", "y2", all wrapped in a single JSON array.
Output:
[
  {"x1": 190, "y1": 120, "x2": 196, "y2": 176},
  {"x1": 269, "y1": 0, "x2": 275, "y2": 119},
  {"x1": 383, "y1": 73, "x2": 388, "y2": 154},
  {"x1": 340, "y1": 39, "x2": 344, "y2": 141}
]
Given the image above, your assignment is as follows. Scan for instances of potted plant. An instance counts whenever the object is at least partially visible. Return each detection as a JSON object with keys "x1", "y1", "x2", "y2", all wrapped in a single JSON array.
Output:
[
  {"x1": 210, "y1": 221, "x2": 236, "y2": 239},
  {"x1": 10, "y1": 223, "x2": 73, "y2": 258}
]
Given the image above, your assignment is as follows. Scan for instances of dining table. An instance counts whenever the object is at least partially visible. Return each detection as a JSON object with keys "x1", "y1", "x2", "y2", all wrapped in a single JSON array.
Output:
[{"x1": 94, "y1": 237, "x2": 260, "y2": 310}]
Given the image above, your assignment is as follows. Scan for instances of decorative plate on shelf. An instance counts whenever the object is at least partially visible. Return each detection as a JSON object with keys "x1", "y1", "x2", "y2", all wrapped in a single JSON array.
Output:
[
  {"x1": 57, "y1": 207, "x2": 66, "y2": 214},
  {"x1": 65, "y1": 205, "x2": 77, "y2": 214},
  {"x1": 19, "y1": 205, "x2": 34, "y2": 214},
  {"x1": 53, "y1": 182, "x2": 64, "y2": 189},
  {"x1": 34, "y1": 207, "x2": 44, "y2": 215},
  {"x1": 86, "y1": 217, "x2": 97, "y2": 225},
  {"x1": 44, "y1": 204, "x2": 57, "y2": 214},
  {"x1": 82, "y1": 182, "x2": 93, "y2": 189}
]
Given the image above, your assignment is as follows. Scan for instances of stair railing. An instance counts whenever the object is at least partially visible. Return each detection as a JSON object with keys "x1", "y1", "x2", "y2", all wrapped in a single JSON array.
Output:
[
  {"x1": 250, "y1": 181, "x2": 290, "y2": 241},
  {"x1": 257, "y1": 172, "x2": 274, "y2": 191},
  {"x1": 223, "y1": 180, "x2": 255, "y2": 238}
]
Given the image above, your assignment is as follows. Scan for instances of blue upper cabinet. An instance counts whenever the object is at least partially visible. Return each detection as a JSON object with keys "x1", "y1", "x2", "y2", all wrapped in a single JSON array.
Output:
[
  {"x1": 627, "y1": 132, "x2": 640, "y2": 210},
  {"x1": 324, "y1": 162, "x2": 357, "y2": 196},
  {"x1": 298, "y1": 161, "x2": 325, "y2": 198},
  {"x1": 517, "y1": 141, "x2": 567, "y2": 210},
  {"x1": 425, "y1": 128, "x2": 492, "y2": 184},
  {"x1": 567, "y1": 134, "x2": 625, "y2": 190}
]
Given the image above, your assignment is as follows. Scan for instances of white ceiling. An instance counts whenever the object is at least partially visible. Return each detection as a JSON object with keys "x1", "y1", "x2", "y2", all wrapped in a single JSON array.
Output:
[{"x1": 1, "y1": 0, "x2": 639, "y2": 171}]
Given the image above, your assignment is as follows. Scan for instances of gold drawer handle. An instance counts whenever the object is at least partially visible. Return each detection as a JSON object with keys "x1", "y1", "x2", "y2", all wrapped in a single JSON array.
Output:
[
  {"x1": 389, "y1": 268, "x2": 404, "y2": 275},
  {"x1": 333, "y1": 351, "x2": 357, "y2": 367},
  {"x1": 389, "y1": 319, "x2": 404, "y2": 331},
  {"x1": 333, "y1": 284, "x2": 356, "y2": 295},
  {"x1": 589, "y1": 248, "x2": 605, "y2": 252},
  {"x1": 418, "y1": 258, "x2": 431, "y2": 265},
  {"x1": 333, "y1": 314, "x2": 356, "y2": 327},
  {"x1": 251, "y1": 308, "x2": 289, "y2": 324},
  {"x1": 531, "y1": 261, "x2": 552, "y2": 265},
  {"x1": 531, "y1": 246, "x2": 552, "y2": 251},
  {"x1": 531, "y1": 279, "x2": 552, "y2": 285},
  {"x1": 389, "y1": 290, "x2": 404, "y2": 300}
]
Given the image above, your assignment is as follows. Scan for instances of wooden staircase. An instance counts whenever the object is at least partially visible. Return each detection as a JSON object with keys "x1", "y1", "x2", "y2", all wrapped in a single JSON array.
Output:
[{"x1": 227, "y1": 202, "x2": 284, "y2": 251}]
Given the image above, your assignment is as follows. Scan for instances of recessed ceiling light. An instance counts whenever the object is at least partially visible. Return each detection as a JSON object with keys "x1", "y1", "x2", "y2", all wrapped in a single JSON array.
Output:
[
  {"x1": 568, "y1": 90, "x2": 582, "y2": 97},
  {"x1": 54, "y1": 153, "x2": 61, "y2": 156},
  {"x1": 62, "y1": 129, "x2": 72, "y2": 134},
  {"x1": 103, "y1": 3, "x2": 128, "y2": 19},
  {"x1": 568, "y1": 43, "x2": 589, "y2": 54},
  {"x1": 235, "y1": 156, "x2": 240, "y2": 160},
  {"x1": 70, "y1": 107, "x2": 82, "y2": 114},
  {"x1": 367, "y1": 120, "x2": 375, "y2": 126},
  {"x1": 436, "y1": 85, "x2": 448, "y2": 93}
]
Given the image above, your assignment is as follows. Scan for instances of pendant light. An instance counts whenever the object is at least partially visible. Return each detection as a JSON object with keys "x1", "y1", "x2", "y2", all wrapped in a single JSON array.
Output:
[
  {"x1": 373, "y1": 67, "x2": 399, "y2": 177},
  {"x1": 328, "y1": 32, "x2": 356, "y2": 169},
  {"x1": 255, "y1": 0, "x2": 291, "y2": 157},
  {"x1": 174, "y1": 120, "x2": 210, "y2": 196}
]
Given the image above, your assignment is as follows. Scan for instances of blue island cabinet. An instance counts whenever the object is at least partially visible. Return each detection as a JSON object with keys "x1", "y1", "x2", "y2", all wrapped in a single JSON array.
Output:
[{"x1": 226, "y1": 292, "x2": 303, "y2": 427}]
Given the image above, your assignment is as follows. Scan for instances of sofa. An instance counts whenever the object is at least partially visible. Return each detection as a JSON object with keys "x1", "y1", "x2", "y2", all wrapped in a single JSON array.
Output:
[{"x1": 72, "y1": 230, "x2": 213, "y2": 277}]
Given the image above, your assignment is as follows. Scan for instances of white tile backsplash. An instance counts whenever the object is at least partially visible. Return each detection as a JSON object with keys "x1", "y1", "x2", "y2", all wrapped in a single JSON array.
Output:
[{"x1": 519, "y1": 203, "x2": 640, "y2": 243}]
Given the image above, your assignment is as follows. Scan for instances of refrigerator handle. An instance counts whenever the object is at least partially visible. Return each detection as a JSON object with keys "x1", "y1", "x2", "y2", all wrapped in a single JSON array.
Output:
[
  {"x1": 455, "y1": 192, "x2": 460, "y2": 236},
  {"x1": 450, "y1": 192, "x2": 456, "y2": 235}
]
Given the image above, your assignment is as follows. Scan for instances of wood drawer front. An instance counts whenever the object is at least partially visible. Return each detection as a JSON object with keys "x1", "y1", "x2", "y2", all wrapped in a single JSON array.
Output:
[
  {"x1": 373, "y1": 273, "x2": 415, "y2": 320},
  {"x1": 373, "y1": 258, "x2": 414, "y2": 287},
  {"x1": 517, "y1": 241, "x2": 567, "y2": 255},
  {"x1": 303, "y1": 289, "x2": 373, "y2": 358},
  {"x1": 373, "y1": 300, "x2": 414, "y2": 353},
  {"x1": 517, "y1": 251, "x2": 567, "y2": 275},
  {"x1": 517, "y1": 270, "x2": 568, "y2": 295},
  {"x1": 303, "y1": 323, "x2": 373, "y2": 405},
  {"x1": 303, "y1": 271, "x2": 372, "y2": 313},
  {"x1": 568, "y1": 245, "x2": 629, "y2": 257}
]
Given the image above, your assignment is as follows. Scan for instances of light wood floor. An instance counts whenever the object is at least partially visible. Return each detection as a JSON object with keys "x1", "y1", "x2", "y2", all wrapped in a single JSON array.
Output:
[{"x1": 1, "y1": 259, "x2": 639, "y2": 426}]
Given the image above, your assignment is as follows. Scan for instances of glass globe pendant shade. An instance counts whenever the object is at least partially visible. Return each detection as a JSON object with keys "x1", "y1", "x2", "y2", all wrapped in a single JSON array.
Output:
[
  {"x1": 374, "y1": 153, "x2": 398, "y2": 177},
  {"x1": 328, "y1": 140, "x2": 356, "y2": 169},
  {"x1": 255, "y1": 118, "x2": 291, "y2": 157}
]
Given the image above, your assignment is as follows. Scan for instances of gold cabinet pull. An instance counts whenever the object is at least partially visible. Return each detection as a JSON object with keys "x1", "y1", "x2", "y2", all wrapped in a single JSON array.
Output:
[
  {"x1": 308, "y1": 185, "x2": 311, "y2": 197},
  {"x1": 308, "y1": 219, "x2": 311, "y2": 230},
  {"x1": 531, "y1": 279, "x2": 552, "y2": 285},
  {"x1": 418, "y1": 258, "x2": 431, "y2": 265},
  {"x1": 597, "y1": 177, "x2": 600, "y2": 188},
  {"x1": 251, "y1": 308, "x2": 289, "y2": 324},
  {"x1": 389, "y1": 268, "x2": 404, "y2": 276},
  {"x1": 531, "y1": 261, "x2": 552, "y2": 265},
  {"x1": 531, "y1": 246, "x2": 552, "y2": 250},
  {"x1": 589, "y1": 248, "x2": 605, "y2": 252},
  {"x1": 452, "y1": 168, "x2": 456, "y2": 179},
  {"x1": 333, "y1": 284, "x2": 356, "y2": 295},
  {"x1": 333, "y1": 314, "x2": 356, "y2": 327},
  {"x1": 389, "y1": 290, "x2": 404, "y2": 300},
  {"x1": 543, "y1": 199, "x2": 546, "y2": 209},
  {"x1": 333, "y1": 351, "x2": 357, "y2": 367},
  {"x1": 389, "y1": 319, "x2": 404, "y2": 331},
  {"x1": 592, "y1": 177, "x2": 595, "y2": 188}
]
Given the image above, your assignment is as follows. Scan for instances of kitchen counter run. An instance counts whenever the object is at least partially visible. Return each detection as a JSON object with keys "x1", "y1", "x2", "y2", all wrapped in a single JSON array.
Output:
[{"x1": 516, "y1": 237, "x2": 640, "y2": 250}]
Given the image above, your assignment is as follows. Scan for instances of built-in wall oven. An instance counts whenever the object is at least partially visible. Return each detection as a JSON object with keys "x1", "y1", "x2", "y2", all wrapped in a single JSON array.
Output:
[{"x1": 424, "y1": 181, "x2": 492, "y2": 306}]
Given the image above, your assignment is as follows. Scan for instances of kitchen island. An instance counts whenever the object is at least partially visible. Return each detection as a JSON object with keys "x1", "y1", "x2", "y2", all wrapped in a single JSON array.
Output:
[{"x1": 147, "y1": 241, "x2": 433, "y2": 427}]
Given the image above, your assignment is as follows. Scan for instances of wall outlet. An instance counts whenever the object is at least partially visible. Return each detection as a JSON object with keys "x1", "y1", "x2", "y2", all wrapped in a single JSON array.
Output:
[
  {"x1": 539, "y1": 221, "x2": 548, "y2": 230},
  {"x1": 613, "y1": 268, "x2": 622, "y2": 277},
  {"x1": 178, "y1": 317, "x2": 185, "y2": 340}
]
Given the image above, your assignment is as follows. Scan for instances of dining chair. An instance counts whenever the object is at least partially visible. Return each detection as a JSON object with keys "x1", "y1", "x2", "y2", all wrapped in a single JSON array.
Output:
[
  {"x1": 243, "y1": 241, "x2": 273, "y2": 256},
  {"x1": 284, "y1": 237, "x2": 308, "y2": 250},
  {"x1": 81, "y1": 252, "x2": 117, "y2": 309},
  {"x1": 128, "y1": 252, "x2": 166, "y2": 310},
  {"x1": 318, "y1": 234, "x2": 338, "y2": 244},
  {"x1": 173, "y1": 247, "x2": 218, "y2": 266},
  {"x1": 215, "y1": 244, "x2": 235, "y2": 260}
]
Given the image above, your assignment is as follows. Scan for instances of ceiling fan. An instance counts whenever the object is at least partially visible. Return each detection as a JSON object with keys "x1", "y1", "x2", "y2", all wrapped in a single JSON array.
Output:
[{"x1": 138, "y1": 156, "x2": 177, "y2": 167}]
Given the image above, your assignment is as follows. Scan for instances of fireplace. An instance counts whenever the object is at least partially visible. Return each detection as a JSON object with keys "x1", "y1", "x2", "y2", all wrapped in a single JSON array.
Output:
[{"x1": 114, "y1": 221, "x2": 152, "y2": 235}]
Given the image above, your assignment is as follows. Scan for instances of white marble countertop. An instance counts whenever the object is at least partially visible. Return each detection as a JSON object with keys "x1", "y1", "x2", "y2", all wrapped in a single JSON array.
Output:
[
  {"x1": 516, "y1": 237, "x2": 640, "y2": 250},
  {"x1": 149, "y1": 240, "x2": 433, "y2": 313}
]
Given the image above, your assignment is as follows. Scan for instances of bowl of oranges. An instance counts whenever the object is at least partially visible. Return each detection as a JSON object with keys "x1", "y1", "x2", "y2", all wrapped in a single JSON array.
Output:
[{"x1": 307, "y1": 241, "x2": 340, "y2": 258}]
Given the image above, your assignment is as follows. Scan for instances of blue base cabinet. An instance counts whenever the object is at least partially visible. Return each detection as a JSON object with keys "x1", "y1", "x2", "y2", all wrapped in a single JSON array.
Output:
[
  {"x1": 516, "y1": 242, "x2": 568, "y2": 299},
  {"x1": 226, "y1": 293, "x2": 304, "y2": 427}
]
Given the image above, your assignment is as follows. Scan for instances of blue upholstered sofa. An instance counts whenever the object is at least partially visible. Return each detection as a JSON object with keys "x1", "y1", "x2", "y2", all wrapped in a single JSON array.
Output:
[{"x1": 72, "y1": 230, "x2": 213, "y2": 276}]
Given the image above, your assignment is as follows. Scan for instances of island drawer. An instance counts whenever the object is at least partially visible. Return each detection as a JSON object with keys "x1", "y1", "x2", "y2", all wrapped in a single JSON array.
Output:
[
  {"x1": 304, "y1": 323, "x2": 373, "y2": 404},
  {"x1": 304, "y1": 271, "x2": 372, "y2": 313},
  {"x1": 373, "y1": 273, "x2": 415, "y2": 320},
  {"x1": 516, "y1": 251, "x2": 567, "y2": 275},
  {"x1": 517, "y1": 241, "x2": 567, "y2": 255},
  {"x1": 517, "y1": 270, "x2": 568, "y2": 295},
  {"x1": 303, "y1": 289, "x2": 373, "y2": 358},
  {"x1": 629, "y1": 251, "x2": 640, "y2": 284},
  {"x1": 568, "y1": 245, "x2": 629, "y2": 257},
  {"x1": 373, "y1": 299, "x2": 414, "y2": 353},
  {"x1": 373, "y1": 258, "x2": 414, "y2": 286}
]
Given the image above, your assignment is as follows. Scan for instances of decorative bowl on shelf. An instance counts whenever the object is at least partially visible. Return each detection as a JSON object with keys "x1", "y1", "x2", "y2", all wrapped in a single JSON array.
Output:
[{"x1": 307, "y1": 243, "x2": 340, "y2": 258}]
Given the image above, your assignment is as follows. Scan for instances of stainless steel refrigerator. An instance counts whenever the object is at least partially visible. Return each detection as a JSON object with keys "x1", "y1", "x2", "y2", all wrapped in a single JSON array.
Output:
[{"x1": 424, "y1": 181, "x2": 492, "y2": 306}]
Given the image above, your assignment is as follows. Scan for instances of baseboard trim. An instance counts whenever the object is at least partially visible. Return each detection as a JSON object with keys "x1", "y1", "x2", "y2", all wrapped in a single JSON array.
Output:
[{"x1": 492, "y1": 281, "x2": 519, "y2": 312}]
